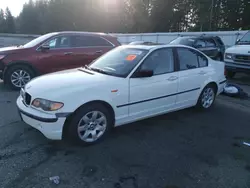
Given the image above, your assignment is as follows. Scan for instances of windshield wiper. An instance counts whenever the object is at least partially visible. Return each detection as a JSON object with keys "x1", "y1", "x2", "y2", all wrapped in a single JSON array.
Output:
[
  {"x1": 90, "y1": 67, "x2": 115, "y2": 76},
  {"x1": 84, "y1": 65, "x2": 91, "y2": 70}
]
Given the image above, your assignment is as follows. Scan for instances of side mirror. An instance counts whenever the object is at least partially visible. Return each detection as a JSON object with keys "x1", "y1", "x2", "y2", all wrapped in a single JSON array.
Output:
[
  {"x1": 40, "y1": 44, "x2": 50, "y2": 51},
  {"x1": 235, "y1": 39, "x2": 240, "y2": 45},
  {"x1": 134, "y1": 69, "x2": 153, "y2": 78}
]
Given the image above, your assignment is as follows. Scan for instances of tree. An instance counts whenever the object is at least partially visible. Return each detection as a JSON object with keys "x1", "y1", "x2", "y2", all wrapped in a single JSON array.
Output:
[
  {"x1": 7, "y1": 0, "x2": 250, "y2": 34},
  {"x1": 4, "y1": 8, "x2": 15, "y2": 33},
  {"x1": 0, "y1": 9, "x2": 5, "y2": 33}
]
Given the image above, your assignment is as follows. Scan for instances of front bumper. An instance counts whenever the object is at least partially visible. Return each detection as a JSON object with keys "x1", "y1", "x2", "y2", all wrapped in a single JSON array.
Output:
[
  {"x1": 225, "y1": 61, "x2": 250, "y2": 74},
  {"x1": 16, "y1": 96, "x2": 67, "y2": 140},
  {"x1": 218, "y1": 79, "x2": 227, "y2": 95}
]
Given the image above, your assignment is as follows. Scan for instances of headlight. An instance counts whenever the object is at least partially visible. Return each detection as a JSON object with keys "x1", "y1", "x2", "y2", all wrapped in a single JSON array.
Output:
[
  {"x1": 225, "y1": 53, "x2": 233, "y2": 59},
  {"x1": 31, "y1": 98, "x2": 64, "y2": 111}
]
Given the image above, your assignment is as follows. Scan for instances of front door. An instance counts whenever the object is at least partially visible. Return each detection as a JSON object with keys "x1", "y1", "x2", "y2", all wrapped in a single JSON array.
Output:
[
  {"x1": 36, "y1": 35, "x2": 77, "y2": 74},
  {"x1": 129, "y1": 48, "x2": 179, "y2": 120}
]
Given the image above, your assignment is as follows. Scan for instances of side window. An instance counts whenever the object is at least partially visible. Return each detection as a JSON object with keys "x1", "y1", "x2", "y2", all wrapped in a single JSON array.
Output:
[
  {"x1": 90, "y1": 36, "x2": 113, "y2": 47},
  {"x1": 71, "y1": 35, "x2": 113, "y2": 47},
  {"x1": 140, "y1": 48, "x2": 174, "y2": 75},
  {"x1": 44, "y1": 36, "x2": 71, "y2": 49},
  {"x1": 205, "y1": 39, "x2": 216, "y2": 47},
  {"x1": 177, "y1": 48, "x2": 199, "y2": 70},
  {"x1": 48, "y1": 38, "x2": 57, "y2": 48},
  {"x1": 71, "y1": 35, "x2": 85, "y2": 47},
  {"x1": 194, "y1": 39, "x2": 206, "y2": 48},
  {"x1": 197, "y1": 53, "x2": 208, "y2": 67}
]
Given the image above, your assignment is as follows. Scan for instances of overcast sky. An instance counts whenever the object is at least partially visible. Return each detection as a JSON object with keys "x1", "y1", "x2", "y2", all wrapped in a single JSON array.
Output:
[{"x1": 0, "y1": 0, "x2": 29, "y2": 17}]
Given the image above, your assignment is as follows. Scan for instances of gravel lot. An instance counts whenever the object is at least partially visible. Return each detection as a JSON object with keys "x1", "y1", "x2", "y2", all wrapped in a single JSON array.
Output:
[{"x1": 1, "y1": 77, "x2": 250, "y2": 188}]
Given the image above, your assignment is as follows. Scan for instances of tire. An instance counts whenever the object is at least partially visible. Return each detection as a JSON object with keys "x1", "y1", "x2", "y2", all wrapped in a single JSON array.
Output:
[
  {"x1": 226, "y1": 71, "x2": 236, "y2": 79},
  {"x1": 66, "y1": 103, "x2": 113, "y2": 145},
  {"x1": 196, "y1": 84, "x2": 216, "y2": 110},
  {"x1": 4, "y1": 65, "x2": 35, "y2": 90}
]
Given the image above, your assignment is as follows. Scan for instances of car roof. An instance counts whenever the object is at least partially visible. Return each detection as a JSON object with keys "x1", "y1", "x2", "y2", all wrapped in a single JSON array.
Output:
[
  {"x1": 52, "y1": 31, "x2": 113, "y2": 37},
  {"x1": 124, "y1": 44, "x2": 193, "y2": 50},
  {"x1": 177, "y1": 35, "x2": 220, "y2": 40}
]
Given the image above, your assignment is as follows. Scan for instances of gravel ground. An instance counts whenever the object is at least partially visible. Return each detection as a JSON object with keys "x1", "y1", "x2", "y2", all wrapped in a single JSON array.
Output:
[{"x1": 1, "y1": 79, "x2": 250, "y2": 188}]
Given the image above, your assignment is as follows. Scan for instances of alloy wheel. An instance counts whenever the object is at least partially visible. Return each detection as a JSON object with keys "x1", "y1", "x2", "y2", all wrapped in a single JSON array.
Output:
[
  {"x1": 77, "y1": 111, "x2": 107, "y2": 143},
  {"x1": 201, "y1": 87, "x2": 215, "y2": 108},
  {"x1": 11, "y1": 70, "x2": 31, "y2": 88}
]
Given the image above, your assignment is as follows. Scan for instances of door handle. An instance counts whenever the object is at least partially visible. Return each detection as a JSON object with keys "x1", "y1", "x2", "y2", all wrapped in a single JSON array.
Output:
[
  {"x1": 64, "y1": 52, "x2": 73, "y2": 55},
  {"x1": 167, "y1": 76, "x2": 178, "y2": 81},
  {"x1": 198, "y1": 71, "x2": 207, "y2": 75},
  {"x1": 95, "y1": 50, "x2": 103, "y2": 54}
]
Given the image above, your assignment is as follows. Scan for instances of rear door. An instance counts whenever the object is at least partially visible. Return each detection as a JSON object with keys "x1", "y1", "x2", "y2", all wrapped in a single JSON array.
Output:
[
  {"x1": 70, "y1": 35, "x2": 115, "y2": 67},
  {"x1": 175, "y1": 47, "x2": 210, "y2": 108}
]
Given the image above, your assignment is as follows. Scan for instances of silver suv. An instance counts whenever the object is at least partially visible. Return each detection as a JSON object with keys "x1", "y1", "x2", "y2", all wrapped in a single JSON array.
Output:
[{"x1": 224, "y1": 30, "x2": 250, "y2": 78}]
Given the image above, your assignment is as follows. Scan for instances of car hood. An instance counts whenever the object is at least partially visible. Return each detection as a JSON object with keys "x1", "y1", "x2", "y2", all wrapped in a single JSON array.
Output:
[
  {"x1": 226, "y1": 45, "x2": 250, "y2": 54},
  {"x1": 0, "y1": 46, "x2": 26, "y2": 54},
  {"x1": 24, "y1": 68, "x2": 121, "y2": 97}
]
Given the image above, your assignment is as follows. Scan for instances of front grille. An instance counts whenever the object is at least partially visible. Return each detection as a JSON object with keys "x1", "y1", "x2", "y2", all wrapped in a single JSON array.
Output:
[
  {"x1": 24, "y1": 92, "x2": 32, "y2": 105},
  {"x1": 234, "y1": 55, "x2": 250, "y2": 63}
]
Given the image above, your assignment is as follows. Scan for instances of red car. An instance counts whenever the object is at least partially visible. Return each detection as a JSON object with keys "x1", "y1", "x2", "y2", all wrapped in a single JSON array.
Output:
[{"x1": 0, "y1": 32, "x2": 121, "y2": 90}]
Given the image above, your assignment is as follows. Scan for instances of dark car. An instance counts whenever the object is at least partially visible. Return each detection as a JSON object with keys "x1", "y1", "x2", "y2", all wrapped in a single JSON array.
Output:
[
  {"x1": 129, "y1": 41, "x2": 164, "y2": 45},
  {"x1": 0, "y1": 31, "x2": 121, "y2": 90},
  {"x1": 169, "y1": 36, "x2": 225, "y2": 61}
]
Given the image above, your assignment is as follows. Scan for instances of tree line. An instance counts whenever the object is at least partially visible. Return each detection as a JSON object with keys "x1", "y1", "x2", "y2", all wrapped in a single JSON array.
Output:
[{"x1": 0, "y1": 0, "x2": 250, "y2": 34}]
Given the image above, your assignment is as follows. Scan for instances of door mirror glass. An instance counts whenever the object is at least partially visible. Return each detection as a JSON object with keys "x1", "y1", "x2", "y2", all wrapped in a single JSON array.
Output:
[{"x1": 135, "y1": 70, "x2": 153, "y2": 78}]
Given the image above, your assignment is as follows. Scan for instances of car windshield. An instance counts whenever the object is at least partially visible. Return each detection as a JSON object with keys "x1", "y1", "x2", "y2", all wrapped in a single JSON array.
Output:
[
  {"x1": 237, "y1": 31, "x2": 250, "y2": 45},
  {"x1": 23, "y1": 33, "x2": 58, "y2": 48},
  {"x1": 88, "y1": 47, "x2": 149, "y2": 77},
  {"x1": 170, "y1": 37, "x2": 195, "y2": 46}
]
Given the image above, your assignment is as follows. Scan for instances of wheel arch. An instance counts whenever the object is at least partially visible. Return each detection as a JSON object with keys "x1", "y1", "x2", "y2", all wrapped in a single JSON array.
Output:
[
  {"x1": 62, "y1": 100, "x2": 115, "y2": 139},
  {"x1": 4, "y1": 61, "x2": 40, "y2": 79},
  {"x1": 200, "y1": 81, "x2": 218, "y2": 96}
]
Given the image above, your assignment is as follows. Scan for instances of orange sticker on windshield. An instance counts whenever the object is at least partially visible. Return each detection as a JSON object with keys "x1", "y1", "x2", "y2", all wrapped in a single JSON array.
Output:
[{"x1": 126, "y1": 55, "x2": 137, "y2": 61}]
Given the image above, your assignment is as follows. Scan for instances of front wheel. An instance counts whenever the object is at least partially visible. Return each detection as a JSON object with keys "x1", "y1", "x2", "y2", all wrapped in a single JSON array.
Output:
[
  {"x1": 67, "y1": 103, "x2": 113, "y2": 145},
  {"x1": 196, "y1": 85, "x2": 216, "y2": 110},
  {"x1": 4, "y1": 65, "x2": 35, "y2": 90}
]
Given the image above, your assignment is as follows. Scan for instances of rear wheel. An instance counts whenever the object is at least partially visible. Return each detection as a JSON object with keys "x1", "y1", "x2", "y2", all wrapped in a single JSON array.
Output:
[
  {"x1": 4, "y1": 65, "x2": 35, "y2": 90},
  {"x1": 196, "y1": 85, "x2": 216, "y2": 110},
  {"x1": 67, "y1": 103, "x2": 113, "y2": 145}
]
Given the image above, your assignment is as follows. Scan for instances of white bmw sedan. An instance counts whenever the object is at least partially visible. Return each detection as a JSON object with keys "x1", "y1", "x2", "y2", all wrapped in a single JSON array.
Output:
[{"x1": 17, "y1": 45, "x2": 226, "y2": 145}]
